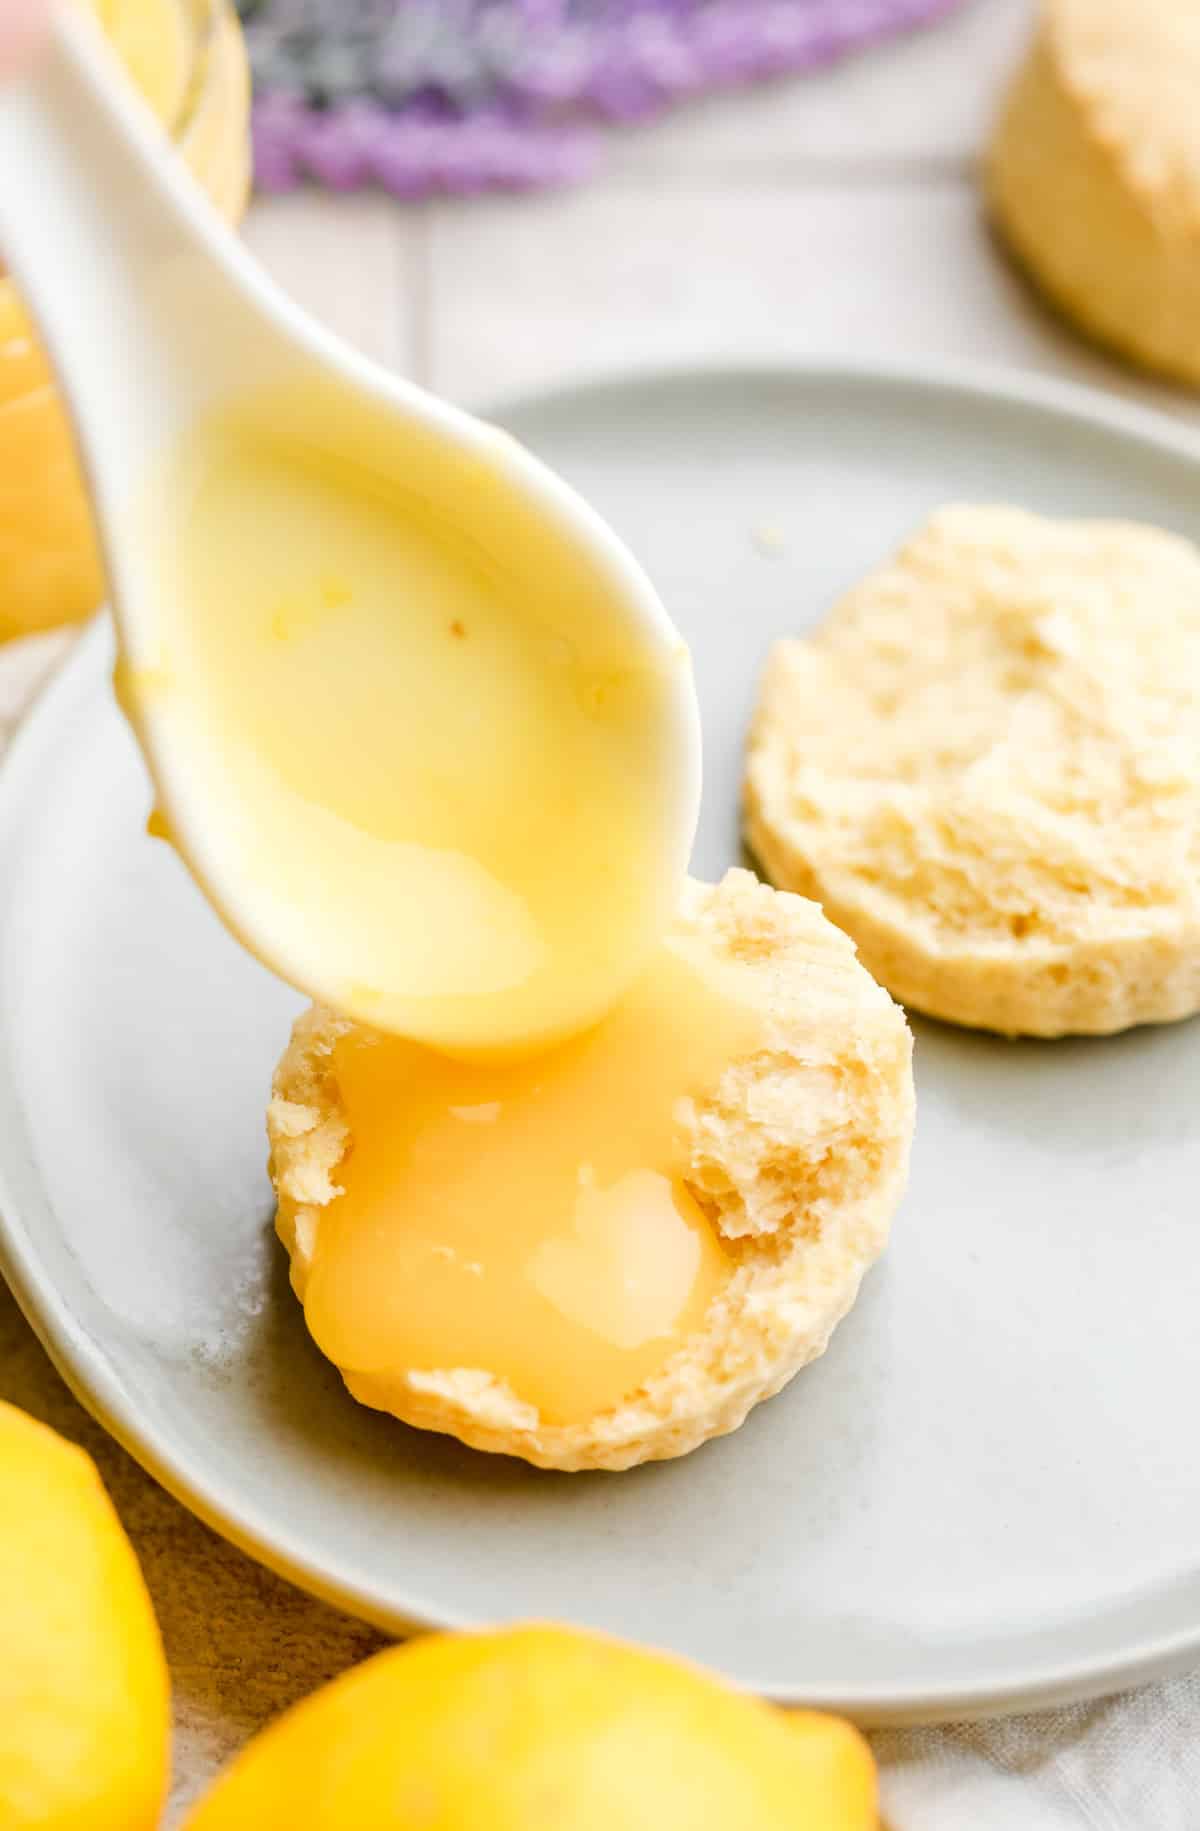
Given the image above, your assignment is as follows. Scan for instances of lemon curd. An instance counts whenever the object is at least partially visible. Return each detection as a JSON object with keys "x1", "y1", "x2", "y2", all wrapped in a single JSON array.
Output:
[
  {"x1": 88, "y1": 0, "x2": 191, "y2": 123},
  {"x1": 304, "y1": 944, "x2": 760, "y2": 1425},
  {"x1": 129, "y1": 383, "x2": 693, "y2": 1055},
  {"x1": 131, "y1": 381, "x2": 723, "y2": 1419}
]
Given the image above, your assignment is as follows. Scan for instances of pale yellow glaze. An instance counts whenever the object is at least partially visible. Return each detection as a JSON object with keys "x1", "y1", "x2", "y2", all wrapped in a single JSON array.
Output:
[{"x1": 305, "y1": 944, "x2": 758, "y2": 1425}]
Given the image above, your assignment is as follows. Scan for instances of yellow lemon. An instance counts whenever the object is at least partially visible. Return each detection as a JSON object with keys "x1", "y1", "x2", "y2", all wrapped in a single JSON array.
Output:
[
  {"x1": 0, "y1": 284, "x2": 106, "y2": 642},
  {"x1": 0, "y1": 0, "x2": 249, "y2": 640},
  {"x1": 0, "y1": 1401, "x2": 170, "y2": 1830},
  {"x1": 186, "y1": 1623, "x2": 875, "y2": 1830}
]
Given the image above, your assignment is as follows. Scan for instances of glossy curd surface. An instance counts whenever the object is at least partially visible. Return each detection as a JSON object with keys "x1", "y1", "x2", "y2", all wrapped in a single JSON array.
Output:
[{"x1": 305, "y1": 945, "x2": 759, "y2": 1424}]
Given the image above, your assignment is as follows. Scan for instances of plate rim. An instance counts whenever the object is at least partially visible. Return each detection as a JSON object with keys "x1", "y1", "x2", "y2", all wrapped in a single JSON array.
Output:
[{"x1": 3, "y1": 353, "x2": 1200, "y2": 1723}]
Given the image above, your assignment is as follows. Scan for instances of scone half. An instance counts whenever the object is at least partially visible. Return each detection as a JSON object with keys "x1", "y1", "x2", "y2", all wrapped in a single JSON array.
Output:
[
  {"x1": 746, "y1": 506, "x2": 1200, "y2": 1038},
  {"x1": 268, "y1": 870, "x2": 914, "y2": 1472}
]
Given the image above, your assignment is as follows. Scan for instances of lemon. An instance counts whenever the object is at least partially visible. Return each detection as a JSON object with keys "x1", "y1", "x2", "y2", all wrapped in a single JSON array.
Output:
[
  {"x1": 0, "y1": 286, "x2": 106, "y2": 641},
  {"x1": 0, "y1": 0, "x2": 248, "y2": 640},
  {"x1": 0, "y1": 1401, "x2": 170, "y2": 1830},
  {"x1": 185, "y1": 1623, "x2": 875, "y2": 1830},
  {"x1": 0, "y1": 0, "x2": 187, "y2": 641}
]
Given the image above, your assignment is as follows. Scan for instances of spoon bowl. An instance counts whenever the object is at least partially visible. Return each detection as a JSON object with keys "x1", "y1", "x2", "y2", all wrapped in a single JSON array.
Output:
[{"x1": 0, "y1": 6, "x2": 700, "y2": 1051}]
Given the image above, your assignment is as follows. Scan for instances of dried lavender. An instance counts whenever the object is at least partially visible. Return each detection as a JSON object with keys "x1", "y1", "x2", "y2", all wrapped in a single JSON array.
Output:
[{"x1": 237, "y1": 0, "x2": 967, "y2": 197}]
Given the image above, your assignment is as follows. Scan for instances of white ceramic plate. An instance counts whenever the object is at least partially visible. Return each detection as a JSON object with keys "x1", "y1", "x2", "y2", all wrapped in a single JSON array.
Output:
[{"x1": 2, "y1": 360, "x2": 1199, "y2": 1724}]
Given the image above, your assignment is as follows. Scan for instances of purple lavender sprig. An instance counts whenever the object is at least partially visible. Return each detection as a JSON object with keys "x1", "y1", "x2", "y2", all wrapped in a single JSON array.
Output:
[{"x1": 238, "y1": 0, "x2": 968, "y2": 198}]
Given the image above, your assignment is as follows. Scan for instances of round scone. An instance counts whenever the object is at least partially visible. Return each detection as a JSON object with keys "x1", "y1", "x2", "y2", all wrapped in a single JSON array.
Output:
[
  {"x1": 745, "y1": 506, "x2": 1200, "y2": 1037},
  {"x1": 268, "y1": 869, "x2": 913, "y2": 1473},
  {"x1": 989, "y1": 0, "x2": 1200, "y2": 384}
]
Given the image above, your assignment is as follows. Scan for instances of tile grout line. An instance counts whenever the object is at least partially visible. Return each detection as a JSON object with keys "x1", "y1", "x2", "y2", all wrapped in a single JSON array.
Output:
[
  {"x1": 598, "y1": 153, "x2": 975, "y2": 190},
  {"x1": 405, "y1": 206, "x2": 434, "y2": 387}
]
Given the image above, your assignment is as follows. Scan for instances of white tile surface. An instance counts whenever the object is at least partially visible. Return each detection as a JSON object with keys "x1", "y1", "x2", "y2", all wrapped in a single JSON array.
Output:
[
  {"x1": 604, "y1": 0, "x2": 1033, "y2": 176},
  {"x1": 425, "y1": 176, "x2": 1200, "y2": 430},
  {"x1": 241, "y1": 193, "x2": 416, "y2": 372},
  {"x1": 425, "y1": 179, "x2": 1004, "y2": 402}
]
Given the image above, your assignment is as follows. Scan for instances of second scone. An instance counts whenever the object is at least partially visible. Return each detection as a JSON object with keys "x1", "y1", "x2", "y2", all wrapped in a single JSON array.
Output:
[
  {"x1": 988, "y1": 0, "x2": 1200, "y2": 386},
  {"x1": 268, "y1": 869, "x2": 913, "y2": 1473},
  {"x1": 745, "y1": 505, "x2": 1200, "y2": 1037}
]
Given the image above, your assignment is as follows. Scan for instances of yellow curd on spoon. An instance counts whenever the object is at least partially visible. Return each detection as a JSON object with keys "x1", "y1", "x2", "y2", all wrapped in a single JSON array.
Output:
[{"x1": 124, "y1": 380, "x2": 694, "y2": 1055}]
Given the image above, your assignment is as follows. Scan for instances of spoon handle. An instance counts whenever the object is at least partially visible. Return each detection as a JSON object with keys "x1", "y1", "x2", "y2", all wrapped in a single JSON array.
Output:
[{"x1": 0, "y1": 5, "x2": 282, "y2": 531}]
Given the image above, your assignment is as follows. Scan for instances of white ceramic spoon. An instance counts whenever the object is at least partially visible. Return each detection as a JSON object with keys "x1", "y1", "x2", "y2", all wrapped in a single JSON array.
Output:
[{"x1": 0, "y1": 5, "x2": 700, "y2": 1052}]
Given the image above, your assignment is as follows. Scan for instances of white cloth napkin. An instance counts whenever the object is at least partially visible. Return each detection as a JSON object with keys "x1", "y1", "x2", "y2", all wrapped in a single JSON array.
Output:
[
  {"x1": 876, "y1": 1677, "x2": 1200, "y2": 1829},
  {"x1": 1, "y1": 630, "x2": 1197, "y2": 1829}
]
